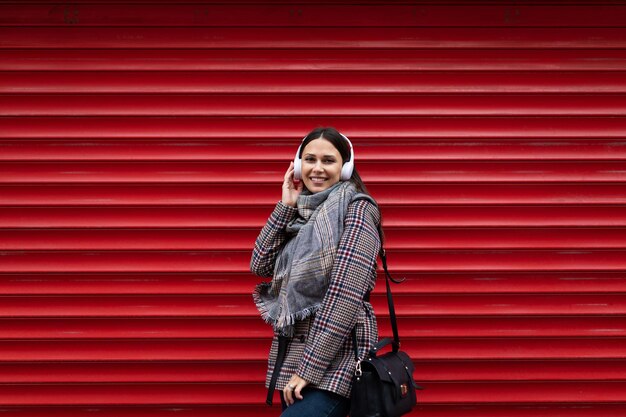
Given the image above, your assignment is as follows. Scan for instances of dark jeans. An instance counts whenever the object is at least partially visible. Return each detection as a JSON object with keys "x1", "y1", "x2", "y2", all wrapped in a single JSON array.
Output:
[{"x1": 279, "y1": 386, "x2": 350, "y2": 417}]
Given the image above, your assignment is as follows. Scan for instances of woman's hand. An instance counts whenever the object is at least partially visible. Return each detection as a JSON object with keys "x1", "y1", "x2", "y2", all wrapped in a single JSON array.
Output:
[
  {"x1": 283, "y1": 374, "x2": 309, "y2": 406},
  {"x1": 282, "y1": 161, "x2": 303, "y2": 207}
]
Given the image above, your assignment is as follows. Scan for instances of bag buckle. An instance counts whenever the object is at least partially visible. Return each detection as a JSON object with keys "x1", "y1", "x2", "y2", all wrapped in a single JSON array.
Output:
[{"x1": 355, "y1": 360, "x2": 363, "y2": 377}]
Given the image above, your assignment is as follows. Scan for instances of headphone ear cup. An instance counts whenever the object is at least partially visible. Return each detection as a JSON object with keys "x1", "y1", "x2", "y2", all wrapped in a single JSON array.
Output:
[
  {"x1": 341, "y1": 161, "x2": 353, "y2": 181},
  {"x1": 293, "y1": 156, "x2": 302, "y2": 180},
  {"x1": 293, "y1": 139, "x2": 306, "y2": 181},
  {"x1": 338, "y1": 132, "x2": 355, "y2": 181}
]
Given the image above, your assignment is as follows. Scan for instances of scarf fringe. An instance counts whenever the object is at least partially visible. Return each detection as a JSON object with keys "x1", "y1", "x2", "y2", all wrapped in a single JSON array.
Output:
[
  {"x1": 252, "y1": 282, "x2": 321, "y2": 337},
  {"x1": 276, "y1": 304, "x2": 321, "y2": 337},
  {"x1": 252, "y1": 282, "x2": 272, "y2": 323}
]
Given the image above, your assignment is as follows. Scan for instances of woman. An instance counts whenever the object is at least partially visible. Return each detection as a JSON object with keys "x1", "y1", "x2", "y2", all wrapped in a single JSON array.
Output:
[{"x1": 250, "y1": 126, "x2": 383, "y2": 417}]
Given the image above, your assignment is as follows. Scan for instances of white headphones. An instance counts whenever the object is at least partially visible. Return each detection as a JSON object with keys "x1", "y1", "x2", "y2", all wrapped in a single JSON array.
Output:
[{"x1": 293, "y1": 132, "x2": 355, "y2": 181}]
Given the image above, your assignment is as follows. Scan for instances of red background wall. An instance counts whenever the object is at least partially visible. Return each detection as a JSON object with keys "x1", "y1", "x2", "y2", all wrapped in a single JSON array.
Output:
[{"x1": 2, "y1": 1, "x2": 626, "y2": 416}]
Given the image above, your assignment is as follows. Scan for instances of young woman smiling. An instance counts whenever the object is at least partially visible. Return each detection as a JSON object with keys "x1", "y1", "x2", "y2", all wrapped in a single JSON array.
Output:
[{"x1": 251, "y1": 126, "x2": 383, "y2": 417}]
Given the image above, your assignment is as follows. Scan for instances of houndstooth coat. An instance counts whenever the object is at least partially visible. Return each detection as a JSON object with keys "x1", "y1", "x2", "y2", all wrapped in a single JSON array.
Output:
[{"x1": 250, "y1": 198, "x2": 381, "y2": 398}]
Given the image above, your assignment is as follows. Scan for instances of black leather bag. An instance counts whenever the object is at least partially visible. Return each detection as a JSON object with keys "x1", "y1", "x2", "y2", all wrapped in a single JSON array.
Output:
[{"x1": 350, "y1": 244, "x2": 423, "y2": 417}]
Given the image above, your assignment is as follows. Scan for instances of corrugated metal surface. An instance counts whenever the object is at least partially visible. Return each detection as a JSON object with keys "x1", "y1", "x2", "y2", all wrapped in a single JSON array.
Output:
[{"x1": 1, "y1": 1, "x2": 626, "y2": 415}]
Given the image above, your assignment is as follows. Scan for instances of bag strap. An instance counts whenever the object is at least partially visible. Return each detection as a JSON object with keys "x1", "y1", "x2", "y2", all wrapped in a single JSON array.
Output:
[
  {"x1": 351, "y1": 202, "x2": 404, "y2": 360},
  {"x1": 379, "y1": 236, "x2": 403, "y2": 352}
]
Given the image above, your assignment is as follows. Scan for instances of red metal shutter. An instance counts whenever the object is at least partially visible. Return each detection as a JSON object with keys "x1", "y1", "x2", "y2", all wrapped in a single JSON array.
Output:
[{"x1": 2, "y1": 2, "x2": 626, "y2": 416}]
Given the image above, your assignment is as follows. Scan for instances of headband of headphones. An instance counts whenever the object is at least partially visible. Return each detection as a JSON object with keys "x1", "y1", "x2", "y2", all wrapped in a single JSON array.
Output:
[{"x1": 293, "y1": 132, "x2": 355, "y2": 181}]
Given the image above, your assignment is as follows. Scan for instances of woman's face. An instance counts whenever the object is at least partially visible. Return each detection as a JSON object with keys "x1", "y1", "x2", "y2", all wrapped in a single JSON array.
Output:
[{"x1": 300, "y1": 138, "x2": 343, "y2": 193}]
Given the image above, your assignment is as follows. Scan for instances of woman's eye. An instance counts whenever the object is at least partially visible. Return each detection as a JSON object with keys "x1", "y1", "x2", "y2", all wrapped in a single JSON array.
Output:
[{"x1": 303, "y1": 157, "x2": 335, "y2": 163}]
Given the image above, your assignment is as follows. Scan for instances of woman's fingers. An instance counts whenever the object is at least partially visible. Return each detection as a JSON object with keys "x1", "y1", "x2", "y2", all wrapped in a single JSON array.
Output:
[
  {"x1": 283, "y1": 375, "x2": 308, "y2": 406},
  {"x1": 294, "y1": 381, "x2": 306, "y2": 400},
  {"x1": 284, "y1": 162, "x2": 296, "y2": 189},
  {"x1": 283, "y1": 383, "x2": 294, "y2": 405},
  {"x1": 284, "y1": 161, "x2": 294, "y2": 180}
]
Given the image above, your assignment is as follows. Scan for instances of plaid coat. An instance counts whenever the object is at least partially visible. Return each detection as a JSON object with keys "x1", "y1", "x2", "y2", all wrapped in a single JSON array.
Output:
[{"x1": 250, "y1": 198, "x2": 381, "y2": 398}]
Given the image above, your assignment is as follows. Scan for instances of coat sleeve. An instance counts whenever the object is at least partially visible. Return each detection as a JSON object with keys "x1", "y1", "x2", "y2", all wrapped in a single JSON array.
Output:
[
  {"x1": 297, "y1": 199, "x2": 381, "y2": 384},
  {"x1": 250, "y1": 201, "x2": 298, "y2": 278}
]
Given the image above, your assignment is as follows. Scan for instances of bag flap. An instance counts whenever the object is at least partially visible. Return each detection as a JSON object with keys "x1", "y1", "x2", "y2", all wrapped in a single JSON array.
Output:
[{"x1": 362, "y1": 351, "x2": 412, "y2": 385}]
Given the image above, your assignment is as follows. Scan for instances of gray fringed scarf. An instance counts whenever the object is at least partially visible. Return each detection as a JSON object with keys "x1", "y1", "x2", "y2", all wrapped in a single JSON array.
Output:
[{"x1": 253, "y1": 180, "x2": 371, "y2": 337}]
